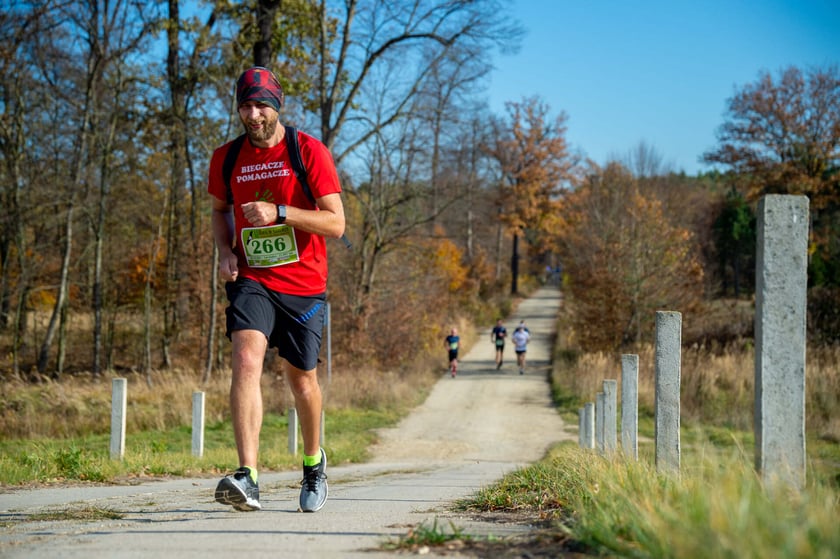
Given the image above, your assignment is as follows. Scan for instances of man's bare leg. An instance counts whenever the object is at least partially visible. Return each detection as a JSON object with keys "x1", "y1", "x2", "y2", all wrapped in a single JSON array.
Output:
[
  {"x1": 230, "y1": 329, "x2": 267, "y2": 468},
  {"x1": 286, "y1": 364, "x2": 322, "y2": 456},
  {"x1": 289, "y1": 364, "x2": 328, "y2": 512},
  {"x1": 214, "y1": 329, "x2": 266, "y2": 511}
]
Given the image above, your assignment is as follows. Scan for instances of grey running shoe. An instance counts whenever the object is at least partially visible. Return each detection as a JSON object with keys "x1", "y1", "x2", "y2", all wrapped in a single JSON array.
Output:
[
  {"x1": 215, "y1": 467, "x2": 261, "y2": 511},
  {"x1": 299, "y1": 448, "x2": 328, "y2": 512}
]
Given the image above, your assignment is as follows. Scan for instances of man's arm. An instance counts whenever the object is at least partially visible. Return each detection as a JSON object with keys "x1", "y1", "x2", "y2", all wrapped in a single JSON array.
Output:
[
  {"x1": 211, "y1": 196, "x2": 239, "y2": 282},
  {"x1": 238, "y1": 192, "x2": 345, "y2": 239}
]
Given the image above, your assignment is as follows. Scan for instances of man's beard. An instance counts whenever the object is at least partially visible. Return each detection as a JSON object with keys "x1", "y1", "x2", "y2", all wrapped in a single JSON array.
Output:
[{"x1": 244, "y1": 114, "x2": 278, "y2": 143}]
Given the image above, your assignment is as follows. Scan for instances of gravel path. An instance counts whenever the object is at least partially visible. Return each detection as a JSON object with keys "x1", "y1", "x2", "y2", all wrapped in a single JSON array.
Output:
[{"x1": 0, "y1": 286, "x2": 572, "y2": 558}]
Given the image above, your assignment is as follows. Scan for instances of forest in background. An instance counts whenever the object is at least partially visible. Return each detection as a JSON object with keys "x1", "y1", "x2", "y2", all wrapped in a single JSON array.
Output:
[{"x1": 1, "y1": 0, "x2": 838, "y2": 385}]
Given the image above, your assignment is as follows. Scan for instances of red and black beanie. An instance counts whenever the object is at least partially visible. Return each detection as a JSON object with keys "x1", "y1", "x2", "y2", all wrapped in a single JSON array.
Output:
[{"x1": 236, "y1": 66, "x2": 285, "y2": 111}]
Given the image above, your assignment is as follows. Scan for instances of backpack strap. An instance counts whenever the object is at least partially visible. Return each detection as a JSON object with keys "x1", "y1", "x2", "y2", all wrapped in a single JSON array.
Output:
[
  {"x1": 284, "y1": 126, "x2": 316, "y2": 208},
  {"x1": 222, "y1": 134, "x2": 247, "y2": 205},
  {"x1": 285, "y1": 126, "x2": 352, "y2": 249}
]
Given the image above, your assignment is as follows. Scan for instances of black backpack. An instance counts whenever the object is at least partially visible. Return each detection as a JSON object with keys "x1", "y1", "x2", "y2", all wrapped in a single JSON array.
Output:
[{"x1": 222, "y1": 125, "x2": 351, "y2": 249}]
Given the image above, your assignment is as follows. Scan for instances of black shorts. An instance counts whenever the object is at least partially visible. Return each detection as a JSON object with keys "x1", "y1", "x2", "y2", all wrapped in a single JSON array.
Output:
[
  {"x1": 448, "y1": 350, "x2": 458, "y2": 362},
  {"x1": 225, "y1": 278, "x2": 326, "y2": 371}
]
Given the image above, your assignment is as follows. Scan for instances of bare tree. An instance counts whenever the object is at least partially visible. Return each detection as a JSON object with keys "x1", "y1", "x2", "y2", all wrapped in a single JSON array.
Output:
[
  {"x1": 619, "y1": 139, "x2": 674, "y2": 178},
  {"x1": 33, "y1": 1, "x2": 104, "y2": 376},
  {"x1": 311, "y1": 0, "x2": 522, "y2": 162},
  {"x1": 0, "y1": 3, "x2": 54, "y2": 376},
  {"x1": 306, "y1": 0, "x2": 521, "y2": 324}
]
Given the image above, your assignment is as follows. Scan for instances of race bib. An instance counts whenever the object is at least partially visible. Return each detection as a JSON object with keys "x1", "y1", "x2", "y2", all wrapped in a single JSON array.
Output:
[{"x1": 240, "y1": 225, "x2": 300, "y2": 268}]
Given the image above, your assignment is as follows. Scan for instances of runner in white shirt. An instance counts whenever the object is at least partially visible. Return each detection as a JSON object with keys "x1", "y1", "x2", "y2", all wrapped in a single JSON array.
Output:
[{"x1": 512, "y1": 324, "x2": 531, "y2": 375}]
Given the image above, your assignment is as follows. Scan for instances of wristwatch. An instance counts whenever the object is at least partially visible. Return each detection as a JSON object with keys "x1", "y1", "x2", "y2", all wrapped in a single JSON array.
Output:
[{"x1": 276, "y1": 205, "x2": 287, "y2": 224}]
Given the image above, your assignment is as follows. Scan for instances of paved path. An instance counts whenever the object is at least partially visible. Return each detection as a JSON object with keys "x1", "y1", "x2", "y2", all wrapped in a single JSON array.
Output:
[{"x1": 0, "y1": 287, "x2": 571, "y2": 558}]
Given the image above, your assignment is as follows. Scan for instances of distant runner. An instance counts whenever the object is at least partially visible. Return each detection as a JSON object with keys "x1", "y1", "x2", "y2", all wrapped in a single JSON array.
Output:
[
  {"x1": 512, "y1": 324, "x2": 531, "y2": 375},
  {"x1": 491, "y1": 318, "x2": 507, "y2": 370},
  {"x1": 445, "y1": 327, "x2": 460, "y2": 378}
]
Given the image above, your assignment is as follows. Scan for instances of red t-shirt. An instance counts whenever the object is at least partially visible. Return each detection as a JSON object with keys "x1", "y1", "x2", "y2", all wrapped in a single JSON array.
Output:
[{"x1": 207, "y1": 130, "x2": 342, "y2": 295}]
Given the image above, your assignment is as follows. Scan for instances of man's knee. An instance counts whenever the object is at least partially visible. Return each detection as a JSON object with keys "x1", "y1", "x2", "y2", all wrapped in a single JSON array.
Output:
[{"x1": 287, "y1": 368, "x2": 321, "y2": 399}]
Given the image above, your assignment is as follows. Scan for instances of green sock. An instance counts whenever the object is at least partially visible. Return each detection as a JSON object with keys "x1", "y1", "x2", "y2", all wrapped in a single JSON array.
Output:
[
  {"x1": 243, "y1": 466, "x2": 258, "y2": 483},
  {"x1": 303, "y1": 452, "x2": 321, "y2": 467}
]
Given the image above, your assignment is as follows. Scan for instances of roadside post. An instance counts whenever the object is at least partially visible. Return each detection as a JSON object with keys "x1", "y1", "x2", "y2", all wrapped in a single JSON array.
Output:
[
  {"x1": 655, "y1": 311, "x2": 681, "y2": 474},
  {"x1": 110, "y1": 378, "x2": 127, "y2": 460},
  {"x1": 754, "y1": 195, "x2": 808, "y2": 490}
]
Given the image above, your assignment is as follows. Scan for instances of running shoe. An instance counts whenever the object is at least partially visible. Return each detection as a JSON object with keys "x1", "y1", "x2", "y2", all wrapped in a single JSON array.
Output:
[
  {"x1": 215, "y1": 467, "x2": 261, "y2": 511},
  {"x1": 299, "y1": 448, "x2": 328, "y2": 512}
]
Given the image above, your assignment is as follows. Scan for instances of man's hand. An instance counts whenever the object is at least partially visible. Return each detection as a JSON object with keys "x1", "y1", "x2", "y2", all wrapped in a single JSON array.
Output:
[
  {"x1": 241, "y1": 201, "x2": 278, "y2": 226},
  {"x1": 219, "y1": 251, "x2": 239, "y2": 282}
]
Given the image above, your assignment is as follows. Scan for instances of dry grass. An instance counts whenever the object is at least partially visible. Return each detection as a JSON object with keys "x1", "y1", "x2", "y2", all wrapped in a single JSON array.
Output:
[
  {"x1": 0, "y1": 333, "x2": 464, "y2": 442},
  {"x1": 556, "y1": 343, "x2": 840, "y2": 443},
  {"x1": 556, "y1": 294, "x2": 840, "y2": 443}
]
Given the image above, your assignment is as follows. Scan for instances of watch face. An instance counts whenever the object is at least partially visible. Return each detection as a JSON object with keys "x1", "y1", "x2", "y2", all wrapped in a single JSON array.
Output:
[{"x1": 277, "y1": 205, "x2": 286, "y2": 222}]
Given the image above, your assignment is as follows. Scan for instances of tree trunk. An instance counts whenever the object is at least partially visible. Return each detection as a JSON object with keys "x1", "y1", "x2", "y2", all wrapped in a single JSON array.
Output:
[
  {"x1": 495, "y1": 210, "x2": 504, "y2": 281},
  {"x1": 93, "y1": 83, "x2": 121, "y2": 377},
  {"x1": 255, "y1": 0, "x2": 279, "y2": 66},
  {"x1": 511, "y1": 232, "x2": 519, "y2": 294},
  {"x1": 37, "y1": 202, "x2": 74, "y2": 375}
]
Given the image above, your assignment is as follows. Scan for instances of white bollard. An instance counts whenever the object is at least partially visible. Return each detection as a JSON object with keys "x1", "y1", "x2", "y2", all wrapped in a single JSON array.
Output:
[
  {"x1": 655, "y1": 311, "x2": 681, "y2": 475},
  {"x1": 755, "y1": 195, "x2": 808, "y2": 490},
  {"x1": 603, "y1": 380, "x2": 617, "y2": 455},
  {"x1": 192, "y1": 391, "x2": 205, "y2": 458},
  {"x1": 595, "y1": 392, "x2": 605, "y2": 454},
  {"x1": 621, "y1": 354, "x2": 639, "y2": 460},
  {"x1": 584, "y1": 402, "x2": 595, "y2": 449},
  {"x1": 110, "y1": 378, "x2": 127, "y2": 460}
]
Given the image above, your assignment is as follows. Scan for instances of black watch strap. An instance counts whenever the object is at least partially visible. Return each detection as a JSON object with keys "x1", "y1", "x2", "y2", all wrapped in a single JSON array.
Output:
[{"x1": 276, "y1": 204, "x2": 286, "y2": 224}]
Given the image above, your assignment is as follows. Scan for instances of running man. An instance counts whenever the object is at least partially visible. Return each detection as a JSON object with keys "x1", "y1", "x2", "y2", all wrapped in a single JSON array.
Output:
[
  {"x1": 512, "y1": 323, "x2": 531, "y2": 375},
  {"x1": 445, "y1": 327, "x2": 460, "y2": 378},
  {"x1": 208, "y1": 67, "x2": 344, "y2": 513},
  {"x1": 491, "y1": 318, "x2": 507, "y2": 370}
]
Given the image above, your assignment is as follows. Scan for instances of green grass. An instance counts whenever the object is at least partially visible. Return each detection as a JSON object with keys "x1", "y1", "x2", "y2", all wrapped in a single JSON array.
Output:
[
  {"x1": 383, "y1": 518, "x2": 473, "y2": 551},
  {"x1": 461, "y1": 443, "x2": 840, "y2": 558}
]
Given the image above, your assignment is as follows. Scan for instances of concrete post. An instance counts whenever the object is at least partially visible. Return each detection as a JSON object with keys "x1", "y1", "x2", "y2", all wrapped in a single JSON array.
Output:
[
  {"x1": 595, "y1": 392, "x2": 605, "y2": 454},
  {"x1": 578, "y1": 407, "x2": 585, "y2": 448},
  {"x1": 584, "y1": 402, "x2": 595, "y2": 449},
  {"x1": 755, "y1": 195, "x2": 808, "y2": 490},
  {"x1": 110, "y1": 378, "x2": 127, "y2": 460},
  {"x1": 288, "y1": 407, "x2": 299, "y2": 455},
  {"x1": 603, "y1": 380, "x2": 617, "y2": 455},
  {"x1": 621, "y1": 354, "x2": 639, "y2": 460},
  {"x1": 191, "y1": 391, "x2": 205, "y2": 458},
  {"x1": 655, "y1": 311, "x2": 681, "y2": 474}
]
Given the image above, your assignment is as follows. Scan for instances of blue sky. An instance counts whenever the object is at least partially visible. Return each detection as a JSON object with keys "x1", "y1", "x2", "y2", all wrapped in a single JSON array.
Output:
[{"x1": 487, "y1": 0, "x2": 840, "y2": 176}]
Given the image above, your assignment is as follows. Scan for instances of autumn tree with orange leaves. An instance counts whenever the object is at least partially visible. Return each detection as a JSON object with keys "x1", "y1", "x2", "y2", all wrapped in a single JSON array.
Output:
[
  {"x1": 484, "y1": 97, "x2": 578, "y2": 291},
  {"x1": 558, "y1": 162, "x2": 704, "y2": 351}
]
